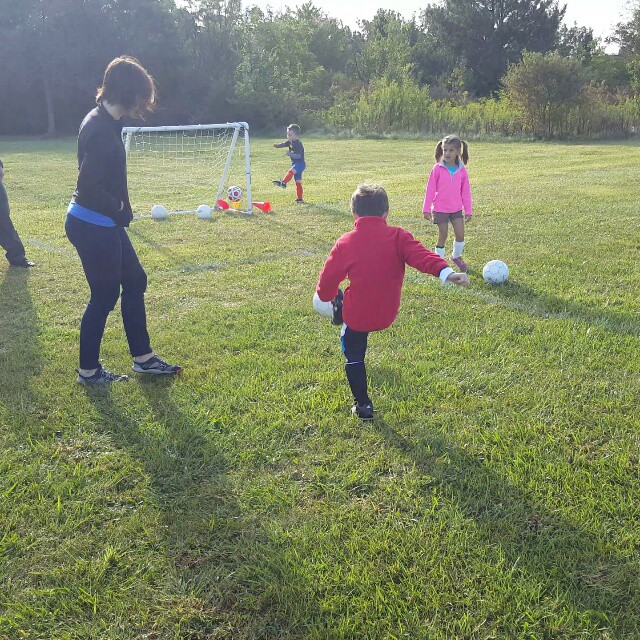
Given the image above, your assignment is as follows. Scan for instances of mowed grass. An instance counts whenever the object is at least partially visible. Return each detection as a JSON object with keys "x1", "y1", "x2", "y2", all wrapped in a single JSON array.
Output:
[{"x1": 0, "y1": 136, "x2": 639, "y2": 639}]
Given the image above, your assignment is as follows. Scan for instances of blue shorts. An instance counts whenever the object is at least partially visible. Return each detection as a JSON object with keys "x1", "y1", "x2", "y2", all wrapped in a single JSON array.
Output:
[{"x1": 291, "y1": 161, "x2": 306, "y2": 181}]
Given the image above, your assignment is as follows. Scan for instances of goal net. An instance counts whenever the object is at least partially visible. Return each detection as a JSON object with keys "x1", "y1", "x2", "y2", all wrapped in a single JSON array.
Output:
[{"x1": 122, "y1": 122, "x2": 252, "y2": 215}]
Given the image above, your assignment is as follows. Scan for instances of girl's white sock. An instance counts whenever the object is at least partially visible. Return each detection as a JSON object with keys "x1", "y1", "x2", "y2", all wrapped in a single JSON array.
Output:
[
  {"x1": 435, "y1": 246, "x2": 446, "y2": 259},
  {"x1": 452, "y1": 240, "x2": 465, "y2": 258}
]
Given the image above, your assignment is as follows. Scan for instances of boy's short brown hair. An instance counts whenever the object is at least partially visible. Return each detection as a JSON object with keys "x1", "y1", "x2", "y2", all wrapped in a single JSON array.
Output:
[
  {"x1": 350, "y1": 184, "x2": 389, "y2": 217},
  {"x1": 96, "y1": 56, "x2": 156, "y2": 117},
  {"x1": 287, "y1": 124, "x2": 301, "y2": 135}
]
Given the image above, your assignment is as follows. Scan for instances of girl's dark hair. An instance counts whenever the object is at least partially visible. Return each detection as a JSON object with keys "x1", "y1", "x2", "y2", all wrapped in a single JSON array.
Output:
[
  {"x1": 434, "y1": 135, "x2": 469, "y2": 165},
  {"x1": 96, "y1": 56, "x2": 155, "y2": 117},
  {"x1": 351, "y1": 183, "x2": 389, "y2": 217},
  {"x1": 287, "y1": 124, "x2": 301, "y2": 134}
]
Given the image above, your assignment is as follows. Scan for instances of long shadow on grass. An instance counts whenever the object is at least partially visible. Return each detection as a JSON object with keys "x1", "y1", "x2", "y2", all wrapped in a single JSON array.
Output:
[
  {"x1": 484, "y1": 281, "x2": 639, "y2": 337},
  {"x1": 0, "y1": 267, "x2": 42, "y2": 413},
  {"x1": 82, "y1": 377, "x2": 320, "y2": 637},
  {"x1": 126, "y1": 224, "x2": 183, "y2": 261},
  {"x1": 373, "y1": 417, "x2": 639, "y2": 636}
]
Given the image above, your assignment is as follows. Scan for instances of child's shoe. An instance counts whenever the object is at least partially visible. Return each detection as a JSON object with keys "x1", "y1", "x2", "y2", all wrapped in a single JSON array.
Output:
[
  {"x1": 273, "y1": 180, "x2": 286, "y2": 189},
  {"x1": 352, "y1": 401, "x2": 374, "y2": 421},
  {"x1": 132, "y1": 355, "x2": 183, "y2": 375},
  {"x1": 451, "y1": 256, "x2": 468, "y2": 272},
  {"x1": 331, "y1": 288, "x2": 343, "y2": 325},
  {"x1": 295, "y1": 198, "x2": 304, "y2": 204}
]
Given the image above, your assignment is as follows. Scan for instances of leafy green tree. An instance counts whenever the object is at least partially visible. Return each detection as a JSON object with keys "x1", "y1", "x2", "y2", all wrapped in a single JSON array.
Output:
[
  {"x1": 234, "y1": 6, "x2": 334, "y2": 127},
  {"x1": 421, "y1": 0, "x2": 566, "y2": 96},
  {"x1": 0, "y1": 0, "x2": 185, "y2": 135},
  {"x1": 609, "y1": 3, "x2": 640, "y2": 93},
  {"x1": 354, "y1": 10, "x2": 417, "y2": 84},
  {"x1": 556, "y1": 24, "x2": 601, "y2": 65},
  {"x1": 502, "y1": 51, "x2": 585, "y2": 135}
]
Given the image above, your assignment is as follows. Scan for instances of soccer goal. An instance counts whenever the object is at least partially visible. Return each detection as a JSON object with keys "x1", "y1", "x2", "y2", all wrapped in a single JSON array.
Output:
[{"x1": 122, "y1": 122, "x2": 252, "y2": 216}]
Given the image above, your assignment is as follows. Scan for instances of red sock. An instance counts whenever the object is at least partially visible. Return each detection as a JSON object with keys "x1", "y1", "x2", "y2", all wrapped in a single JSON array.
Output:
[
  {"x1": 296, "y1": 181, "x2": 303, "y2": 200},
  {"x1": 282, "y1": 170, "x2": 295, "y2": 184}
]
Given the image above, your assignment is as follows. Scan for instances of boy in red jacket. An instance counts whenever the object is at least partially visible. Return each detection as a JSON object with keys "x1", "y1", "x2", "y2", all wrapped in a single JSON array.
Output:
[{"x1": 315, "y1": 184, "x2": 469, "y2": 420}]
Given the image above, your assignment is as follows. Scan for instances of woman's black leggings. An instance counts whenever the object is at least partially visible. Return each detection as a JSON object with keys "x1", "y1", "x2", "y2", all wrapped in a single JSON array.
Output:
[{"x1": 65, "y1": 214, "x2": 151, "y2": 369}]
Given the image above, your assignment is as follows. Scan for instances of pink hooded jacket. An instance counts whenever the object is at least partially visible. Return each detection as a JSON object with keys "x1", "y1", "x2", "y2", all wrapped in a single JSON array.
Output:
[{"x1": 422, "y1": 161, "x2": 472, "y2": 216}]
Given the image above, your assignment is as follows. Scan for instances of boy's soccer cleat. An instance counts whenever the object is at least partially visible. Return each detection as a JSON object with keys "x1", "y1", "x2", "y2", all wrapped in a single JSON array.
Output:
[
  {"x1": 77, "y1": 365, "x2": 128, "y2": 384},
  {"x1": 331, "y1": 288, "x2": 344, "y2": 325},
  {"x1": 352, "y1": 401, "x2": 374, "y2": 421},
  {"x1": 451, "y1": 256, "x2": 468, "y2": 272},
  {"x1": 295, "y1": 199, "x2": 305, "y2": 204},
  {"x1": 273, "y1": 180, "x2": 287, "y2": 189},
  {"x1": 132, "y1": 355, "x2": 183, "y2": 375}
]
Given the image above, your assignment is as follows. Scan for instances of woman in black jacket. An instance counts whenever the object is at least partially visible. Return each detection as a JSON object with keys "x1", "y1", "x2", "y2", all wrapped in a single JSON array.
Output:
[{"x1": 66, "y1": 56, "x2": 182, "y2": 384}]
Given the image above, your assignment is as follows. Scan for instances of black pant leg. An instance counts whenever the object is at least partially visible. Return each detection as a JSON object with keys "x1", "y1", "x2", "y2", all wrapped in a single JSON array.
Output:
[
  {"x1": 341, "y1": 325, "x2": 371, "y2": 406},
  {"x1": 0, "y1": 182, "x2": 26, "y2": 264},
  {"x1": 65, "y1": 215, "x2": 122, "y2": 370},
  {"x1": 118, "y1": 228, "x2": 151, "y2": 358}
]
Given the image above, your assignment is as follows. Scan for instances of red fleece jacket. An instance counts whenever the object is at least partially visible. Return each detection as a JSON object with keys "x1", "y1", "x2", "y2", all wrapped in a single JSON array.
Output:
[{"x1": 316, "y1": 216, "x2": 449, "y2": 332}]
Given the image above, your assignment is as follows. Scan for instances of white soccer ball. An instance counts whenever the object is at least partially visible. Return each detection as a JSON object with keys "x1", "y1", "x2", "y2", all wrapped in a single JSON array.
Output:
[
  {"x1": 227, "y1": 185, "x2": 243, "y2": 202},
  {"x1": 482, "y1": 260, "x2": 509, "y2": 284},
  {"x1": 197, "y1": 204, "x2": 212, "y2": 219},
  {"x1": 312, "y1": 292, "x2": 334, "y2": 318},
  {"x1": 151, "y1": 204, "x2": 168, "y2": 220}
]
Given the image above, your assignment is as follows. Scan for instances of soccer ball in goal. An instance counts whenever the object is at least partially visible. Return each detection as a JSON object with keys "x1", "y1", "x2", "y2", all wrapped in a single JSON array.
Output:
[
  {"x1": 227, "y1": 185, "x2": 243, "y2": 202},
  {"x1": 122, "y1": 122, "x2": 252, "y2": 216}
]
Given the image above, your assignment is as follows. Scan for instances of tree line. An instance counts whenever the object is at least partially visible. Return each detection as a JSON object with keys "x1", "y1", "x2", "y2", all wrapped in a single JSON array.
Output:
[{"x1": 1, "y1": 0, "x2": 639, "y2": 138}]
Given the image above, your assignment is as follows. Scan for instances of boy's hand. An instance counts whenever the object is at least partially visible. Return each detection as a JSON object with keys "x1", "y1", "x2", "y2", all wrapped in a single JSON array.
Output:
[
  {"x1": 423, "y1": 211, "x2": 432, "y2": 221},
  {"x1": 464, "y1": 214, "x2": 472, "y2": 222},
  {"x1": 273, "y1": 143, "x2": 279, "y2": 148},
  {"x1": 446, "y1": 273, "x2": 470, "y2": 286}
]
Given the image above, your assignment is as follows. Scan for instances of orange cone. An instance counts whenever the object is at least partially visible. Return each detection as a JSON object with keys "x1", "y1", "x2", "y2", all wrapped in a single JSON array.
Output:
[{"x1": 252, "y1": 201, "x2": 272, "y2": 213}]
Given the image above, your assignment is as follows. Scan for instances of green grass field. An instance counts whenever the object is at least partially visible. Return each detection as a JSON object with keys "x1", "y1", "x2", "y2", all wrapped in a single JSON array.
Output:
[{"x1": 0, "y1": 137, "x2": 639, "y2": 639}]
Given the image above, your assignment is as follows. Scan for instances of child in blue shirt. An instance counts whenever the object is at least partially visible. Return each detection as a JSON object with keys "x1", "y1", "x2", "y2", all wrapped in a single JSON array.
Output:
[{"x1": 273, "y1": 124, "x2": 306, "y2": 203}]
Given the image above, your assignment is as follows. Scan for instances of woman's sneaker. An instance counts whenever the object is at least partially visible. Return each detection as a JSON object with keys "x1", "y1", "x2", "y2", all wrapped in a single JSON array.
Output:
[
  {"x1": 132, "y1": 355, "x2": 183, "y2": 375},
  {"x1": 451, "y1": 256, "x2": 468, "y2": 272},
  {"x1": 77, "y1": 365, "x2": 128, "y2": 384},
  {"x1": 352, "y1": 401, "x2": 374, "y2": 421}
]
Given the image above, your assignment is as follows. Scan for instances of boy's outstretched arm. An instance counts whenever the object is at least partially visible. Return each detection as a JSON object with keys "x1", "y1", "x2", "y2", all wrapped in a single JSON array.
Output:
[
  {"x1": 445, "y1": 272, "x2": 470, "y2": 286},
  {"x1": 316, "y1": 241, "x2": 347, "y2": 302},
  {"x1": 401, "y1": 230, "x2": 469, "y2": 286}
]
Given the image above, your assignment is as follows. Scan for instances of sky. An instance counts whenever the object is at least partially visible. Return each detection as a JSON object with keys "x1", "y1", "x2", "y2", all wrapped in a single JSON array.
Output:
[{"x1": 249, "y1": 0, "x2": 632, "y2": 47}]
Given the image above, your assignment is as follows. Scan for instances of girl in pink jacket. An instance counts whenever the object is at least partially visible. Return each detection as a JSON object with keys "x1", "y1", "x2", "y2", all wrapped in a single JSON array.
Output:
[{"x1": 422, "y1": 135, "x2": 472, "y2": 272}]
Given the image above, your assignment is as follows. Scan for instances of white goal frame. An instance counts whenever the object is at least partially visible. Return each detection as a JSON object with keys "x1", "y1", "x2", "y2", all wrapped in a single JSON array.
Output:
[{"x1": 122, "y1": 122, "x2": 252, "y2": 214}]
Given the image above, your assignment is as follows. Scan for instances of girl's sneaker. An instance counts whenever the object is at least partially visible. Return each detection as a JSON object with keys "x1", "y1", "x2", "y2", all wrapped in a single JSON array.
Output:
[
  {"x1": 77, "y1": 365, "x2": 128, "y2": 384},
  {"x1": 273, "y1": 180, "x2": 286, "y2": 189},
  {"x1": 132, "y1": 355, "x2": 183, "y2": 375},
  {"x1": 451, "y1": 256, "x2": 468, "y2": 272}
]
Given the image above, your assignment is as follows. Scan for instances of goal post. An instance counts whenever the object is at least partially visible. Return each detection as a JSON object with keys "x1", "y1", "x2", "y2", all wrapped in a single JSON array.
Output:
[{"x1": 122, "y1": 122, "x2": 252, "y2": 216}]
